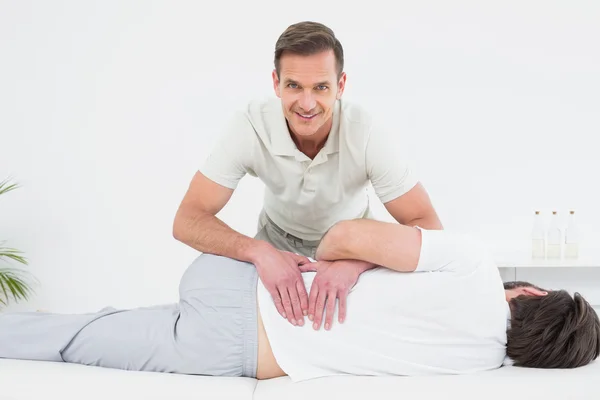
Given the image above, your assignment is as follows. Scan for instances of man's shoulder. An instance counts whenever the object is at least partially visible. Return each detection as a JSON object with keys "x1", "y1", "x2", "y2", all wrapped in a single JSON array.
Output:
[
  {"x1": 221, "y1": 96, "x2": 287, "y2": 150},
  {"x1": 336, "y1": 98, "x2": 377, "y2": 143},
  {"x1": 241, "y1": 96, "x2": 282, "y2": 123},
  {"x1": 338, "y1": 98, "x2": 375, "y2": 124},
  {"x1": 220, "y1": 96, "x2": 283, "y2": 144}
]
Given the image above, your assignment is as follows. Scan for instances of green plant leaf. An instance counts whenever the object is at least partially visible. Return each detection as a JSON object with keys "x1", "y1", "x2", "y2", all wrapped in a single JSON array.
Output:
[
  {"x1": 0, "y1": 268, "x2": 35, "y2": 304},
  {"x1": 0, "y1": 177, "x2": 36, "y2": 306},
  {"x1": 0, "y1": 178, "x2": 20, "y2": 196},
  {"x1": 0, "y1": 278, "x2": 8, "y2": 305},
  {"x1": 0, "y1": 245, "x2": 28, "y2": 266}
]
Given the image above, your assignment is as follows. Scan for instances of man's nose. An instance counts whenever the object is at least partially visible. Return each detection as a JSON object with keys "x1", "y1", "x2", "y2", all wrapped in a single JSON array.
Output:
[{"x1": 298, "y1": 91, "x2": 316, "y2": 112}]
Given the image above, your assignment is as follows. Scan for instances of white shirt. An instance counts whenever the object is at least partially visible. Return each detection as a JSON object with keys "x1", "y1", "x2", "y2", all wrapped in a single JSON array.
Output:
[
  {"x1": 256, "y1": 228, "x2": 510, "y2": 382},
  {"x1": 200, "y1": 97, "x2": 418, "y2": 240}
]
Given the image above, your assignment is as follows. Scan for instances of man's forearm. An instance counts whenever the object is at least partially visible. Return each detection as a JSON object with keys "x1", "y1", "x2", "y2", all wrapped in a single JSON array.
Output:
[
  {"x1": 404, "y1": 212, "x2": 443, "y2": 230},
  {"x1": 173, "y1": 209, "x2": 268, "y2": 263},
  {"x1": 315, "y1": 221, "x2": 360, "y2": 262},
  {"x1": 315, "y1": 219, "x2": 422, "y2": 273},
  {"x1": 347, "y1": 259, "x2": 378, "y2": 274}
]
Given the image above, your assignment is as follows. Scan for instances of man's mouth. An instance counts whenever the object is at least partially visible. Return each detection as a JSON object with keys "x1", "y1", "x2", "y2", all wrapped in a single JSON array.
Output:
[{"x1": 295, "y1": 112, "x2": 318, "y2": 120}]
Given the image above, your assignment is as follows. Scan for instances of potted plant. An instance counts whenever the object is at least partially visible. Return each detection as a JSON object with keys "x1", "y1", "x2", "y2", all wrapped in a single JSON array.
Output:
[{"x1": 0, "y1": 178, "x2": 36, "y2": 307}]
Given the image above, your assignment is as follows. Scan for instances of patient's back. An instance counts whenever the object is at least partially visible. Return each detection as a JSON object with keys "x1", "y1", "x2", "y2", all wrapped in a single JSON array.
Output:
[{"x1": 257, "y1": 228, "x2": 509, "y2": 382}]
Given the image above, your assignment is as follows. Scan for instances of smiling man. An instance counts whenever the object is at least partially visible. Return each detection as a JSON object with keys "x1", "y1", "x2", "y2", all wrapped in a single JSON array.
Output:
[{"x1": 172, "y1": 21, "x2": 443, "y2": 329}]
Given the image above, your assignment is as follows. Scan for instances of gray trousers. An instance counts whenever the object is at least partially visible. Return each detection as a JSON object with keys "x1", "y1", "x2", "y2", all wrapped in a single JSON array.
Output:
[
  {"x1": 0, "y1": 212, "x2": 326, "y2": 376},
  {"x1": 0, "y1": 253, "x2": 259, "y2": 378},
  {"x1": 254, "y1": 211, "x2": 322, "y2": 258}
]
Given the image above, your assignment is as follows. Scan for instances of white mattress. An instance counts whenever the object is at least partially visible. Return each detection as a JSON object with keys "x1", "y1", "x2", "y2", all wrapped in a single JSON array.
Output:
[
  {"x1": 2, "y1": 358, "x2": 599, "y2": 400},
  {"x1": 0, "y1": 359, "x2": 258, "y2": 400},
  {"x1": 256, "y1": 361, "x2": 600, "y2": 400}
]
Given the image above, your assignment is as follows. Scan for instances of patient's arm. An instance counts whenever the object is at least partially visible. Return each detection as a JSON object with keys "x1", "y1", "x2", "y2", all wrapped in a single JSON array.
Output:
[{"x1": 315, "y1": 219, "x2": 422, "y2": 273}]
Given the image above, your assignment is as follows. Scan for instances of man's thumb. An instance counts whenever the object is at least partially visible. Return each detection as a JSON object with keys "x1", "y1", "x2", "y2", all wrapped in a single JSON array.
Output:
[
  {"x1": 291, "y1": 253, "x2": 311, "y2": 265},
  {"x1": 298, "y1": 262, "x2": 317, "y2": 272}
]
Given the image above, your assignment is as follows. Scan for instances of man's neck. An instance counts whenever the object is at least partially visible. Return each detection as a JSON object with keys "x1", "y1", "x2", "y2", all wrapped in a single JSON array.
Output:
[
  {"x1": 294, "y1": 136, "x2": 327, "y2": 159},
  {"x1": 289, "y1": 119, "x2": 332, "y2": 160}
]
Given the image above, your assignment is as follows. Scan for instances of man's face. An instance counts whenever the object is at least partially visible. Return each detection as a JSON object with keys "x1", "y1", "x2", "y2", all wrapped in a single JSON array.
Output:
[{"x1": 272, "y1": 50, "x2": 346, "y2": 138}]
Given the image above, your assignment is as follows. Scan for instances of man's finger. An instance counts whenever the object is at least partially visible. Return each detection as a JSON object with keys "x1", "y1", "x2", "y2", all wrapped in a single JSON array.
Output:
[
  {"x1": 313, "y1": 290, "x2": 327, "y2": 330},
  {"x1": 296, "y1": 280, "x2": 309, "y2": 316},
  {"x1": 278, "y1": 286, "x2": 296, "y2": 326},
  {"x1": 298, "y1": 262, "x2": 317, "y2": 273},
  {"x1": 294, "y1": 254, "x2": 312, "y2": 265},
  {"x1": 307, "y1": 283, "x2": 319, "y2": 321},
  {"x1": 338, "y1": 289, "x2": 348, "y2": 324},
  {"x1": 324, "y1": 290, "x2": 337, "y2": 330},
  {"x1": 287, "y1": 252, "x2": 311, "y2": 265},
  {"x1": 270, "y1": 288, "x2": 286, "y2": 319},
  {"x1": 287, "y1": 284, "x2": 305, "y2": 326}
]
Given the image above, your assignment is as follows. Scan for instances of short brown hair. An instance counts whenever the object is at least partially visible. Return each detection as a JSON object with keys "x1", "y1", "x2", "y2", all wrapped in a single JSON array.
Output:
[
  {"x1": 274, "y1": 21, "x2": 344, "y2": 79},
  {"x1": 505, "y1": 282, "x2": 600, "y2": 368}
]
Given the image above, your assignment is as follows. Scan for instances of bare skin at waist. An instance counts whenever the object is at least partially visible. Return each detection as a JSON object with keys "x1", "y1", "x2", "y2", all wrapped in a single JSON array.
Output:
[{"x1": 256, "y1": 302, "x2": 287, "y2": 380}]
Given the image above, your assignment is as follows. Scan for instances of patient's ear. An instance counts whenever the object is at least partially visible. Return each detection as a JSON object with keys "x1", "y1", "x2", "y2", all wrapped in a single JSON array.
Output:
[{"x1": 522, "y1": 286, "x2": 548, "y2": 297}]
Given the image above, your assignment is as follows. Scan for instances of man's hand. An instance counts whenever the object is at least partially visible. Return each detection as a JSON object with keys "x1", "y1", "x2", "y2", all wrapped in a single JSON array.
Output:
[
  {"x1": 298, "y1": 259, "x2": 374, "y2": 331},
  {"x1": 251, "y1": 245, "x2": 311, "y2": 326}
]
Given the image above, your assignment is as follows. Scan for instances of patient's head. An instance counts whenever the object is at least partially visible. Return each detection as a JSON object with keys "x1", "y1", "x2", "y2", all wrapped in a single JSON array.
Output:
[{"x1": 504, "y1": 281, "x2": 600, "y2": 369}]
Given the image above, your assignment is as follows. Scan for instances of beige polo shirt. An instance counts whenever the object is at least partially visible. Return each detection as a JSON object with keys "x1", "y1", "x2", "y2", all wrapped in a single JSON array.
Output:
[{"x1": 200, "y1": 97, "x2": 418, "y2": 241}]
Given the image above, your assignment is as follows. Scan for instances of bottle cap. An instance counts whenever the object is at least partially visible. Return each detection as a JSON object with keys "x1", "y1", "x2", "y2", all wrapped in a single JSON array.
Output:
[
  {"x1": 535, "y1": 211, "x2": 540, "y2": 214},
  {"x1": 570, "y1": 210, "x2": 575, "y2": 214},
  {"x1": 552, "y1": 211, "x2": 557, "y2": 214}
]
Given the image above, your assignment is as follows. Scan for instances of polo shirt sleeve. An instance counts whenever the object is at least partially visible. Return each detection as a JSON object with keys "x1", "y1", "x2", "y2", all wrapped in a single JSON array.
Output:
[
  {"x1": 414, "y1": 228, "x2": 485, "y2": 274},
  {"x1": 199, "y1": 111, "x2": 255, "y2": 190},
  {"x1": 365, "y1": 123, "x2": 419, "y2": 203}
]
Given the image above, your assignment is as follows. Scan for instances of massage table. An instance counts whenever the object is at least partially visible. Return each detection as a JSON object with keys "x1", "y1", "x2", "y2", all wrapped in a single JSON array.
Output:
[{"x1": 2, "y1": 358, "x2": 598, "y2": 399}]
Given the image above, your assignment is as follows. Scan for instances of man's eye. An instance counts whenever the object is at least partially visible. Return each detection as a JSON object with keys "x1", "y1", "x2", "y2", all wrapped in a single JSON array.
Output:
[
  {"x1": 317, "y1": 85, "x2": 328, "y2": 90},
  {"x1": 288, "y1": 83, "x2": 298, "y2": 89}
]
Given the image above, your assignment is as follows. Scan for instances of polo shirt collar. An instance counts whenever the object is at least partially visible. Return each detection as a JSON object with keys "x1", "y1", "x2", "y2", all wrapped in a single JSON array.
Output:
[
  {"x1": 320, "y1": 100, "x2": 340, "y2": 155},
  {"x1": 272, "y1": 100, "x2": 341, "y2": 161}
]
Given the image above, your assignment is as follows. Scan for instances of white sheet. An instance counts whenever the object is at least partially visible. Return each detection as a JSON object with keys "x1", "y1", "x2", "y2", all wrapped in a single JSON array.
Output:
[
  {"x1": 256, "y1": 361, "x2": 600, "y2": 400},
  {"x1": 2, "y1": 358, "x2": 599, "y2": 399},
  {"x1": 0, "y1": 359, "x2": 258, "y2": 400}
]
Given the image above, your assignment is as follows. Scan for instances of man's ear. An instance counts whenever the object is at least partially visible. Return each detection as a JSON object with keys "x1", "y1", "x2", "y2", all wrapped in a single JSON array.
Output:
[
  {"x1": 336, "y1": 72, "x2": 347, "y2": 99},
  {"x1": 272, "y1": 69, "x2": 281, "y2": 98},
  {"x1": 522, "y1": 286, "x2": 548, "y2": 297}
]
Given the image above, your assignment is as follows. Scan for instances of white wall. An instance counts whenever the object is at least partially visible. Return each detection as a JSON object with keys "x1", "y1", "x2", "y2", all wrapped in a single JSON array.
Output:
[{"x1": 1, "y1": 1, "x2": 599, "y2": 313}]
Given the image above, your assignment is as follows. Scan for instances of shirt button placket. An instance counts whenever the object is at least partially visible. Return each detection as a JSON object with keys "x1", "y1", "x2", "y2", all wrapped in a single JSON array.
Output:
[{"x1": 304, "y1": 168, "x2": 316, "y2": 193}]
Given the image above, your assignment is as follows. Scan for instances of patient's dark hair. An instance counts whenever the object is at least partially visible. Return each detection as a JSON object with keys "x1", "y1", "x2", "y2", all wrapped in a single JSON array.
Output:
[{"x1": 505, "y1": 281, "x2": 600, "y2": 369}]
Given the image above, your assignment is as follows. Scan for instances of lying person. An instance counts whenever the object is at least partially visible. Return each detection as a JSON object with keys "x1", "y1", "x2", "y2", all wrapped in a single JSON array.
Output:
[{"x1": 1, "y1": 220, "x2": 598, "y2": 382}]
